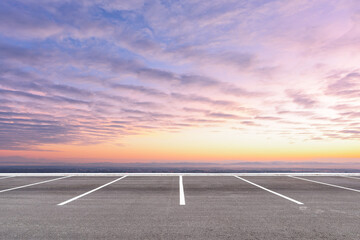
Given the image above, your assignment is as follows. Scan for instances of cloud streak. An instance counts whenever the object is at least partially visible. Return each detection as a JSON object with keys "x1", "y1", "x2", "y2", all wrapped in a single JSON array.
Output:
[{"x1": 0, "y1": 0, "x2": 359, "y2": 162}]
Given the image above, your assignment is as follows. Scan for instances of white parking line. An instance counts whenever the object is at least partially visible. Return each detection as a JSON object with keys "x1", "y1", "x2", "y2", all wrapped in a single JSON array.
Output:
[
  {"x1": 289, "y1": 176, "x2": 360, "y2": 193},
  {"x1": 179, "y1": 176, "x2": 185, "y2": 205},
  {"x1": 342, "y1": 176, "x2": 360, "y2": 180},
  {"x1": 234, "y1": 176, "x2": 304, "y2": 205},
  {"x1": 0, "y1": 176, "x2": 14, "y2": 180},
  {"x1": 0, "y1": 176, "x2": 70, "y2": 193},
  {"x1": 58, "y1": 175, "x2": 127, "y2": 206}
]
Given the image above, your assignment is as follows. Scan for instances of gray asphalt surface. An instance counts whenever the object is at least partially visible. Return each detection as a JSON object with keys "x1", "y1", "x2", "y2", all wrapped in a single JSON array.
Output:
[{"x1": 0, "y1": 176, "x2": 360, "y2": 239}]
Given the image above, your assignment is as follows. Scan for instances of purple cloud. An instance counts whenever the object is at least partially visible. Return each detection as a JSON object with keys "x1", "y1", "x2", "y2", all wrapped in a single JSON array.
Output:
[
  {"x1": 1, "y1": 0, "x2": 360, "y2": 153},
  {"x1": 286, "y1": 90, "x2": 318, "y2": 108}
]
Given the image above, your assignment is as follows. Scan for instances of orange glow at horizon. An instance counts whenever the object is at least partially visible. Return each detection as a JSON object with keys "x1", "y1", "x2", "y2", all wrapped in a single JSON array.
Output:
[{"x1": 1, "y1": 129, "x2": 359, "y2": 163}]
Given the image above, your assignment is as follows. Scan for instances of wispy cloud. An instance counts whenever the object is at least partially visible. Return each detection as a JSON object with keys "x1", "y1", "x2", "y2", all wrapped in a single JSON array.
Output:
[
  {"x1": 286, "y1": 90, "x2": 318, "y2": 108},
  {"x1": 0, "y1": 0, "x2": 359, "y2": 162}
]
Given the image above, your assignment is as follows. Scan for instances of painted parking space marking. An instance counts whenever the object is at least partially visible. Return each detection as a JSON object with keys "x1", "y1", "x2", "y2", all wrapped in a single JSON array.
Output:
[
  {"x1": 289, "y1": 176, "x2": 360, "y2": 193},
  {"x1": 179, "y1": 176, "x2": 185, "y2": 205},
  {"x1": 342, "y1": 176, "x2": 360, "y2": 180},
  {"x1": 0, "y1": 176, "x2": 70, "y2": 193},
  {"x1": 58, "y1": 175, "x2": 127, "y2": 206},
  {"x1": 0, "y1": 176, "x2": 15, "y2": 180},
  {"x1": 234, "y1": 176, "x2": 304, "y2": 205}
]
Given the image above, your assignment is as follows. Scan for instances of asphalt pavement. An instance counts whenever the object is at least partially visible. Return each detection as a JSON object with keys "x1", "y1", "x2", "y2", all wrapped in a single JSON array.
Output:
[{"x1": 0, "y1": 175, "x2": 360, "y2": 239}]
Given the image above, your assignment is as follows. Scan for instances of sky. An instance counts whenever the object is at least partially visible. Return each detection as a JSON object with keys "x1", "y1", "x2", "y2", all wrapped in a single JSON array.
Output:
[{"x1": 0, "y1": 0, "x2": 360, "y2": 167}]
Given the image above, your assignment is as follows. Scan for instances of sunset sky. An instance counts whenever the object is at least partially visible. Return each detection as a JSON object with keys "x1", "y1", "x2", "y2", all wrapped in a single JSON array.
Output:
[{"x1": 0, "y1": 0, "x2": 360, "y2": 167}]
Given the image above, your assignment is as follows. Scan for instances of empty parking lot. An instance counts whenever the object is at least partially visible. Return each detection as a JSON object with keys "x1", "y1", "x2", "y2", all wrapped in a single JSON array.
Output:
[{"x1": 0, "y1": 173, "x2": 360, "y2": 239}]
